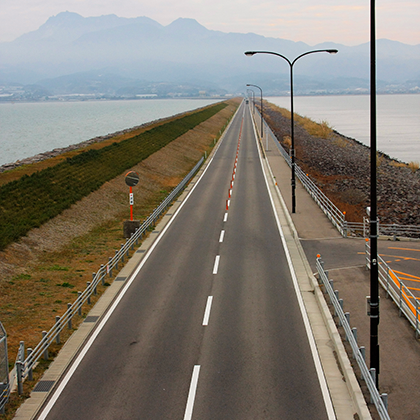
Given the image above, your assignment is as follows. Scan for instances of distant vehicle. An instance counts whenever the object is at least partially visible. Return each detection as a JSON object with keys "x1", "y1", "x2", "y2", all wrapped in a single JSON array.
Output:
[{"x1": 245, "y1": 99, "x2": 249, "y2": 104}]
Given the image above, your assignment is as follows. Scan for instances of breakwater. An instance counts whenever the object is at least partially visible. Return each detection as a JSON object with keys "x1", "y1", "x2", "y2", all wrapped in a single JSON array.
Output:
[{"x1": 264, "y1": 103, "x2": 420, "y2": 226}]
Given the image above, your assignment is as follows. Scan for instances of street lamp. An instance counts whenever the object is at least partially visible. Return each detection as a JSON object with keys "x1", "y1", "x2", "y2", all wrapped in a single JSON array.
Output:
[
  {"x1": 246, "y1": 84, "x2": 264, "y2": 145},
  {"x1": 246, "y1": 89, "x2": 255, "y2": 114},
  {"x1": 244, "y1": 49, "x2": 338, "y2": 213},
  {"x1": 369, "y1": 0, "x2": 380, "y2": 388}
]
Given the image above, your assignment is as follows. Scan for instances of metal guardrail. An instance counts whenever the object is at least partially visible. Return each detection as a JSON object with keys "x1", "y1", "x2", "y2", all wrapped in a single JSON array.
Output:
[
  {"x1": 10, "y1": 156, "x2": 205, "y2": 398},
  {"x1": 0, "y1": 322, "x2": 8, "y2": 413},
  {"x1": 260, "y1": 111, "x2": 420, "y2": 240},
  {"x1": 365, "y1": 240, "x2": 420, "y2": 336},
  {"x1": 260, "y1": 117, "x2": 346, "y2": 235},
  {"x1": 316, "y1": 257, "x2": 390, "y2": 420}
]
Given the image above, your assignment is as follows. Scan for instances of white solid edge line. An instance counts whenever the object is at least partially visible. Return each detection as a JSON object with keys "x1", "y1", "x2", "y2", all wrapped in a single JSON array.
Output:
[
  {"x1": 213, "y1": 255, "x2": 220, "y2": 274},
  {"x1": 219, "y1": 230, "x2": 225, "y2": 243},
  {"x1": 37, "y1": 104, "x2": 245, "y2": 420},
  {"x1": 250, "y1": 108, "x2": 336, "y2": 420},
  {"x1": 183, "y1": 365, "x2": 201, "y2": 420},
  {"x1": 202, "y1": 296, "x2": 213, "y2": 326}
]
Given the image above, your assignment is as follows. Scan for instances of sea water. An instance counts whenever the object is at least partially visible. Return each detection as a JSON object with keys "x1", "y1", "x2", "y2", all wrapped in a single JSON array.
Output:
[
  {"x1": 268, "y1": 94, "x2": 420, "y2": 164},
  {"x1": 0, "y1": 98, "x2": 220, "y2": 166},
  {"x1": 1, "y1": 95, "x2": 419, "y2": 166}
]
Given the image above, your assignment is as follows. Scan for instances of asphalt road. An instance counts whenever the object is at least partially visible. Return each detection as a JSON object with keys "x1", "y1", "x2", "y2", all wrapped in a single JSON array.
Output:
[{"x1": 39, "y1": 102, "x2": 331, "y2": 419}]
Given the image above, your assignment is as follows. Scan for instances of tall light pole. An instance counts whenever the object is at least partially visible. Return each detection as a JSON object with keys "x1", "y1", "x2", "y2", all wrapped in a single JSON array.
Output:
[
  {"x1": 369, "y1": 0, "x2": 380, "y2": 388},
  {"x1": 246, "y1": 84, "x2": 264, "y2": 143},
  {"x1": 244, "y1": 49, "x2": 338, "y2": 213},
  {"x1": 247, "y1": 89, "x2": 255, "y2": 114}
]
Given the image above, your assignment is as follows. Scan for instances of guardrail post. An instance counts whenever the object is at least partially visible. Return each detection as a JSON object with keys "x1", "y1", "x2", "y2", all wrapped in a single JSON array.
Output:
[
  {"x1": 77, "y1": 292, "x2": 82, "y2": 316},
  {"x1": 135, "y1": 228, "x2": 139, "y2": 246},
  {"x1": 121, "y1": 245, "x2": 125, "y2": 263},
  {"x1": 108, "y1": 258, "x2": 113, "y2": 278},
  {"x1": 351, "y1": 328, "x2": 357, "y2": 357},
  {"x1": 130, "y1": 233, "x2": 135, "y2": 250},
  {"x1": 42, "y1": 331, "x2": 48, "y2": 360},
  {"x1": 27, "y1": 348, "x2": 33, "y2": 381},
  {"x1": 343, "y1": 219, "x2": 348, "y2": 237},
  {"x1": 101, "y1": 265, "x2": 105, "y2": 286},
  {"x1": 345, "y1": 312, "x2": 350, "y2": 340},
  {"x1": 334, "y1": 290, "x2": 339, "y2": 315},
  {"x1": 92, "y1": 272, "x2": 97, "y2": 295},
  {"x1": 115, "y1": 250, "x2": 119, "y2": 270},
  {"x1": 399, "y1": 282, "x2": 403, "y2": 317},
  {"x1": 87, "y1": 282, "x2": 91, "y2": 304},
  {"x1": 16, "y1": 361, "x2": 23, "y2": 395},
  {"x1": 67, "y1": 304, "x2": 72, "y2": 329},
  {"x1": 359, "y1": 346, "x2": 366, "y2": 380},
  {"x1": 55, "y1": 316, "x2": 60, "y2": 344},
  {"x1": 369, "y1": 369, "x2": 376, "y2": 403},
  {"x1": 329, "y1": 280, "x2": 333, "y2": 301},
  {"x1": 338, "y1": 299, "x2": 344, "y2": 325},
  {"x1": 380, "y1": 393, "x2": 388, "y2": 412}
]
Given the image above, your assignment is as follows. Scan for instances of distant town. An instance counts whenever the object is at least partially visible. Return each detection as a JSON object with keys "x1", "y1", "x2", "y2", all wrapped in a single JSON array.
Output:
[{"x1": 1, "y1": 81, "x2": 418, "y2": 102}]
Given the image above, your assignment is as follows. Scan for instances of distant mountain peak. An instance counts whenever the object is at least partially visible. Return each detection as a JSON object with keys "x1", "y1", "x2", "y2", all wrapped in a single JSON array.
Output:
[{"x1": 166, "y1": 18, "x2": 209, "y2": 34}]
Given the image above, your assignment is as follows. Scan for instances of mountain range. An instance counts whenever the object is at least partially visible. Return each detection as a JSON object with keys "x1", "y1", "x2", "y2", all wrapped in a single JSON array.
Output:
[{"x1": 0, "y1": 11, "x2": 419, "y2": 98}]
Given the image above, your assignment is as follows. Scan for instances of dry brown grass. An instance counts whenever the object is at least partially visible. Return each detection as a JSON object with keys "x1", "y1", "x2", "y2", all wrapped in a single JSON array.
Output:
[
  {"x1": 263, "y1": 102, "x2": 333, "y2": 139},
  {"x1": 283, "y1": 135, "x2": 292, "y2": 148},
  {"x1": 390, "y1": 161, "x2": 407, "y2": 169},
  {"x1": 0, "y1": 99, "x2": 239, "y2": 382},
  {"x1": 409, "y1": 161, "x2": 419, "y2": 173}
]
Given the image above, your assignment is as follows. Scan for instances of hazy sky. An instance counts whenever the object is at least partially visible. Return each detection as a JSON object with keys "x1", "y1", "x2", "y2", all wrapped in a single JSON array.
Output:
[{"x1": 0, "y1": 0, "x2": 419, "y2": 46}]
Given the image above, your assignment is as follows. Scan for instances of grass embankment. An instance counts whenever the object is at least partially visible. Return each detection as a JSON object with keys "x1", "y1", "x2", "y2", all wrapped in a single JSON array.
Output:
[
  {"x1": 0, "y1": 98, "x2": 240, "y2": 417},
  {"x1": 0, "y1": 102, "x2": 228, "y2": 251}
]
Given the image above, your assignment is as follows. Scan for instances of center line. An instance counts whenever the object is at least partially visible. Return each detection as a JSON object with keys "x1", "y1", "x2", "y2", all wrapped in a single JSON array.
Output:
[
  {"x1": 224, "y1": 213, "x2": 228, "y2": 222},
  {"x1": 219, "y1": 230, "x2": 225, "y2": 243},
  {"x1": 213, "y1": 255, "x2": 220, "y2": 274},
  {"x1": 202, "y1": 296, "x2": 213, "y2": 325},
  {"x1": 183, "y1": 365, "x2": 201, "y2": 420}
]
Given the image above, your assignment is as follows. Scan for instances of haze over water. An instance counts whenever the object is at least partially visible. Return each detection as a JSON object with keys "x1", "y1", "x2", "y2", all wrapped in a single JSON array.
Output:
[
  {"x1": 1, "y1": 95, "x2": 419, "y2": 166},
  {"x1": 0, "y1": 98, "x2": 220, "y2": 166},
  {"x1": 268, "y1": 94, "x2": 420, "y2": 164}
]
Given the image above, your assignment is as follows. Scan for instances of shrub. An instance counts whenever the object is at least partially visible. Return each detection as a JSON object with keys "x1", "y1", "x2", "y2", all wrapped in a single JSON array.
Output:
[{"x1": 409, "y1": 161, "x2": 419, "y2": 173}]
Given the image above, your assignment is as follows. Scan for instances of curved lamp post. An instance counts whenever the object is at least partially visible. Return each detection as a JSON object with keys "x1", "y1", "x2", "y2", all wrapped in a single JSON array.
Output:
[
  {"x1": 246, "y1": 89, "x2": 255, "y2": 114},
  {"x1": 244, "y1": 49, "x2": 338, "y2": 213},
  {"x1": 369, "y1": 0, "x2": 379, "y2": 388},
  {"x1": 246, "y1": 84, "x2": 264, "y2": 144}
]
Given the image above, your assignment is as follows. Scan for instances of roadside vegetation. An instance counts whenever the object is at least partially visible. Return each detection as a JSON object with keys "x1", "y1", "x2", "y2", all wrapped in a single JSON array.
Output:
[
  {"x1": 266, "y1": 103, "x2": 333, "y2": 139},
  {"x1": 0, "y1": 102, "x2": 227, "y2": 251}
]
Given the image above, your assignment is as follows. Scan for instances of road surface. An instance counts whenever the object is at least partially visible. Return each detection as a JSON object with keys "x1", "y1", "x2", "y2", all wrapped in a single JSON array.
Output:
[{"x1": 39, "y1": 101, "x2": 332, "y2": 420}]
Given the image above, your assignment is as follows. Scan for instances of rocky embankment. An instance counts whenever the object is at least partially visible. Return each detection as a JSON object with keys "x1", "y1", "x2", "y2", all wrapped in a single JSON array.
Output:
[{"x1": 264, "y1": 104, "x2": 420, "y2": 225}]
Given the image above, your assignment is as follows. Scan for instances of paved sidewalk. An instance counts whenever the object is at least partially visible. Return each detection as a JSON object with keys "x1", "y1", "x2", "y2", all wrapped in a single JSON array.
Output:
[{"x1": 261, "y1": 119, "x2": 420, "y2": 420}]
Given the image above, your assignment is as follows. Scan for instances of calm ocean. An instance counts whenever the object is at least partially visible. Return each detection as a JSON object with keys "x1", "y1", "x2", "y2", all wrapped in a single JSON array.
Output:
[
  {"x1": 0, "y1": 98, "x2": 220, "y2": 166},
  {"x1": 1, "y1": 95, "x2": 418, "y2": 166},
  {"x1": 268, "y1": 94, "x2": 420, "y2": 164}
]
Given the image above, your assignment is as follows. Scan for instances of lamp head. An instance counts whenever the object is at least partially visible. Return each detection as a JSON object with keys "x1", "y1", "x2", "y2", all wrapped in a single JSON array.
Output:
[
  {"x1": 244, "y1": 51, "x2": 256, "y2": 57},
  {"x1": 327, "y1": 49, "x2": 338, "y2": 55}
]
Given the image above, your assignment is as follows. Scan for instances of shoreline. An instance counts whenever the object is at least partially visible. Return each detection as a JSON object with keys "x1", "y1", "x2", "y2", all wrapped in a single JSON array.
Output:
[{"x1": 0, "y1": 104, "x2": 217, "y2": 173}]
